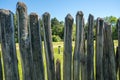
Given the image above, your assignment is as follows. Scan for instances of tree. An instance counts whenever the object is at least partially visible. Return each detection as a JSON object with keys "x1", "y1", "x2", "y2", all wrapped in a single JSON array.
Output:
[{"x1": 51, "y1": 17, "x2": 64, "y2": 40}]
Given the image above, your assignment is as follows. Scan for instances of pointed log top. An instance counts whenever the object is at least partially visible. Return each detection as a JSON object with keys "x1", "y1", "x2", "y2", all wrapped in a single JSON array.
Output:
[
  {"x1": 16, "y1": 2, "x2": 27, "y2": 10},
  {"x1": 0, "y1": 9, "x2": 13, "y2": 15},
  {"x1": 76, "y1": 11, "x2": 84, "y2": 16},
  {"x1": 89, "y1": 14, "x2": 94, "y2": 18},
  {"x1": 30, "y1": 12, "x2": 37, "y2": 16},
  {"x1": 29, "y1": 12, "x2": 38, "y2": 17},
  {"x1": 43, "y1": 12, "x2": 50, "y2": 17},
  {"x1": 65, "y1": 14, "x2": 74, "y2": 22}
]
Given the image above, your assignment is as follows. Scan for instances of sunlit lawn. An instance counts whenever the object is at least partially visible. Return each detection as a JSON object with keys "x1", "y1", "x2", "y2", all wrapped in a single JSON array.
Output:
[{"x1": 1, "y1": 40, "x2": 118, "y2": 80}]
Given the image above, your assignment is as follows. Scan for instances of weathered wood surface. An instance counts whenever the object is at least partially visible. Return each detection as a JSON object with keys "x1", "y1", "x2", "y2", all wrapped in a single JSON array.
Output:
[
  {"x1": 0, "y1": 9, "x2": 19, "y2": 80},
  {"x1": 115, "y1": 47, "x2": 118, "y2": 73},
  {"x1": 0, "y1": 54, "x2": 2, "y2": 80},
  {"x1": 117, "y1": 19, "x2": 120, "y2": 80},
  {"x1": 87, "y1": 14, "x2": 94, "y2": 80},
  {"x1": 16, "y1": 2, "x2": 34, "y2": 80},
  {"x1": 103, "y1": 22, "x2": 116, "y2": 80},
  {"x1": 63, "y1": 14, "x2": 73, "y2": 80},
  {"x1": 29, "y1": 13, "x2": 45, "y2": 80},
  {"x1": 73, "y1": 11, "x2": 85, "y2": 80},
  {"x1": 42, "y1": 12, "x2": 55, "y2": 80},
  {"x1": 96, "y1": 18, "x2": 104, "y2": 80},
  {"x1": 80, "y1": 16, "x2": 86, "y2": 80},
  {"x1": 56, "y1": 59, "x2": 61, "y2": 80}
]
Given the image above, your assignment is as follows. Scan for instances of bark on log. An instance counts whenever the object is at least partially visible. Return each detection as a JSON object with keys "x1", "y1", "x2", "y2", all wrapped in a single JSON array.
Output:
[
  {"x1": 0, "y1": 9, "x2": 19, "y2": 80},
  {"x1": 63, "y1": 14, "x2": 73, "y2": 80}
]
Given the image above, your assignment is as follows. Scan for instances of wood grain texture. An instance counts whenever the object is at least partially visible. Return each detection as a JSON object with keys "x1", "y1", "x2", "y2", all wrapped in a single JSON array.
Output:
[
  {"x1": 56, "y1": 59, "x2": 61, "y2": 80},
  {"x1": 17, "y1": 2, "x2": 34, "y2": 80},
  {"x1": 103, "y1": 22, "x2": 116, "y2": 80},
  {"x1": 29, "y1": 13, "x2": 45, "y2": 80},
  {"x1": 0, "y1": 9, "x2": 19, "y2": 80},
  {"x1": 87, "y1": 14, "x2": 94, "y2": 80},
  {"x1": 42, "y1": 12, "x2": 55, "y2": 80},
  {"x1": 96, "y1": 18, "x2": 104, "y2": 80},
  {"x1": 63, "y1": 14, "x2": 73, "y2": 80}
]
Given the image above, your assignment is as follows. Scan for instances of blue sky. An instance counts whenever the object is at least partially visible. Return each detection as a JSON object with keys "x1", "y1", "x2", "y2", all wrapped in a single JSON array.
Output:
[{"x1": 0, "y1": 0, "x2": 119, "y2": 22}]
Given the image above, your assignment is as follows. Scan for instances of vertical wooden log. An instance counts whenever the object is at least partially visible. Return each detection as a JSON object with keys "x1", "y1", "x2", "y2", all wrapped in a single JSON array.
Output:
[
  {"x1": 96, "y1": 18, "x2": 104, "y2": 80},
  {"x1": 56, "y1": 59, "x2": 61, "y2": 80},
  {"x1": 80, "y1": 17, "x2": 86, "y2": 80},
  {"x1": 0, "y1": 9, "x2": 19, "y2": 80},
  {"x1": 103, "y1": 22, "x2": 116, "y2": 80},
  {"x1": 0, "y1": 53, "x2": 2, "y2": 80},
  {"x1": 117, "y1": 19, "x2": 120, "y2": 80},
  {"x1": 42, "y1": 12, "x2": 55, "y2": 80},
  {"x1": 73, "y1": 11, "x2": 84, "y2": 80},
  {"x1": 87, "y1": 14, "x2": 94, "y2": 80},
  {"x1": 115, "y1": 47, "x2": 118, "y2": 73},
  {"x1": 103, "y1": 22, "x2": 110, "y2": 80},
  {"x1": 16, "y1": 2, "x2": 34, "y2": 80},
  {"x1": 63, "y1": 14, "x2": 73, "y2": 80},
  {"x1": 29, "y1": 13, "x2": 45, "y2": 80}
]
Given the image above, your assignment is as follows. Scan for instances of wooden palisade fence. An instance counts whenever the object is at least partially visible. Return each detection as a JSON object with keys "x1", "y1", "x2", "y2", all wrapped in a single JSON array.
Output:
[{"x1": 0, "y1": 1, "x2": 119, "y2": 80}]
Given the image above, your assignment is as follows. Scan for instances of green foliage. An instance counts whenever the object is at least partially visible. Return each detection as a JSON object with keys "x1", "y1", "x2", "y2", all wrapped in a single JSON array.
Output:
[
  {"x1": 52, "y1": 35, "x2": 61, "y2": 42},
  {"x1": 51, "y1": 17, "x2": 64, "y2": 40}
]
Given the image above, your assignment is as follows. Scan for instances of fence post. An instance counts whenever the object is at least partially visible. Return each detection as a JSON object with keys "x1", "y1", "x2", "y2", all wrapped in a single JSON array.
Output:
[
  {"x1": 73, "y1": 11, "x2": 84, "y2": 80},
  {"x1": 80, "y1": 15, "x2": 86, "y2": 80},
  {"x1": 96, "y1": 18, "x2": 104, "y2": 80},
  {"x1": 0, "y1": 53, "x2": 2, "y2": 80},
  {"x1": 42, "y1": 12, "x2": 55, "y2": 80},
  {"x1": 117, "y1": 19, "x2": 120, "y2": 80},
  {"x1": 87, "y1": 14, "x2": 94, "y2": 80},
  {"x1": 16, "y1": 2, "x2": 34, "y2": 80},
  {"x1": 103, "y1": 22, "x2": 116, "y2": 80},
  {"x1": 115, "y1": 46, "x2": 118, "y2": 73},
  {"x1": 63, "y1": 14, "x2": 73, "y2": 80},
  {"x1": 29, "y1": 13, "x2": 45, "y2": 80},
  {"x1": 56, "y1": 59, "x2": 61, "y2": 80},
  {"x1": 0, "y1": 9, "x2": 19, "y2": 80}
]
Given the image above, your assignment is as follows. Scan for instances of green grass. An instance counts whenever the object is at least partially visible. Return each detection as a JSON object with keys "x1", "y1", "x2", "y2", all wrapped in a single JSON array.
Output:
[{"x1": 1, "y1": 40, "x2": 119, "y2": 80}]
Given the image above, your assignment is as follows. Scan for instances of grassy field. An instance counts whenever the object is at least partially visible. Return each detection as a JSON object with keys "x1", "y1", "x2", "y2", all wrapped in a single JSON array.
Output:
[{"x1": 1, "y1": 40, "x2": 118, "y2": 80}]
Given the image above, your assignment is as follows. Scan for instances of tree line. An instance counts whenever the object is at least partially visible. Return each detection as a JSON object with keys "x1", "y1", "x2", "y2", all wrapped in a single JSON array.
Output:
[{"x1": 14, "y1": 15, "x2": 119, "y2": 42}]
